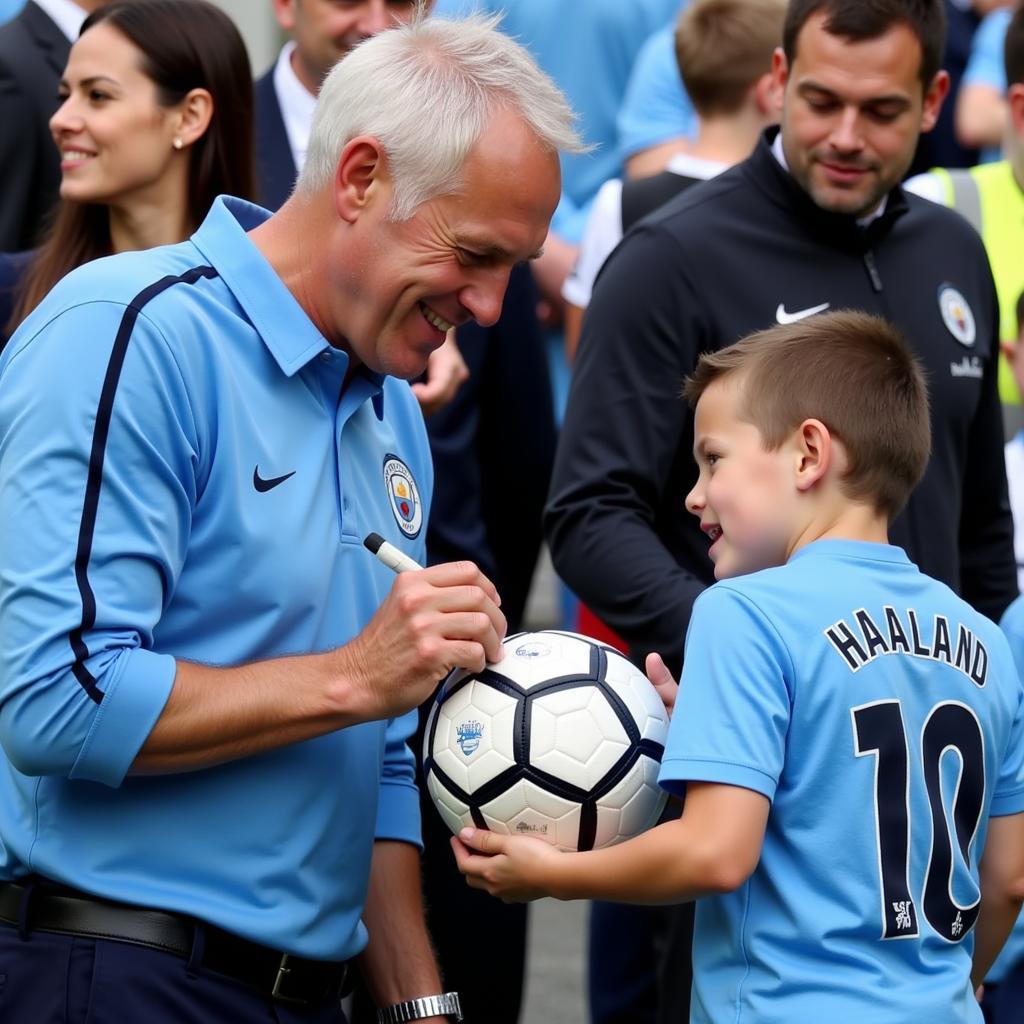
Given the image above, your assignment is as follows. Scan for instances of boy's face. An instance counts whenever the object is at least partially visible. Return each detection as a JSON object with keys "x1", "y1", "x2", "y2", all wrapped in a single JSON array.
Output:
[{"x1": 686, "y1": 377, "x2": 799, "y2": 580}]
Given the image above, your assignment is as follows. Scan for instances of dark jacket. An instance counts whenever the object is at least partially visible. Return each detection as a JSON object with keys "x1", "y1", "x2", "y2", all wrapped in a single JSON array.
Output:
[
  {"x1": 546, "y1": 129, "x2": 1017, "y2": 674},
  {"x1": 253, "y1": 68, "x2": 297, "y2": 213},
  {"x1": 0, "y1": 2, "x2": 70, "y2": 251}
]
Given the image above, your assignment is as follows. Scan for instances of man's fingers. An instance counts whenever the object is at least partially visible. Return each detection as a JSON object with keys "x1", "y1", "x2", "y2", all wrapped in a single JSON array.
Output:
[{"x1": 417, "y1": 561, "x2": 502, "y2": 607}]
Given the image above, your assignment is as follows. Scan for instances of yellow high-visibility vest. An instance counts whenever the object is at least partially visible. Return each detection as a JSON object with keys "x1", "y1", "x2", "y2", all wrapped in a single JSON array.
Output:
[{"x1": 931, "y1": 161, "x2": 1024, "y2": 405}]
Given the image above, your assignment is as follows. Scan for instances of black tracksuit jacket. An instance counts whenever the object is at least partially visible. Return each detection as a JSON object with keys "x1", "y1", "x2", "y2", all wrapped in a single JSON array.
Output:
[{"x1": 545, "y1": 130, "x2": 1017, "y2": 675}]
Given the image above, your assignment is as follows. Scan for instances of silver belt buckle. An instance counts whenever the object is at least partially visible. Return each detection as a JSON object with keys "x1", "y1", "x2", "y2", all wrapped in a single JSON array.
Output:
[{"x1": 272, "y1": 953, "x2": 302, "y2": 1003}]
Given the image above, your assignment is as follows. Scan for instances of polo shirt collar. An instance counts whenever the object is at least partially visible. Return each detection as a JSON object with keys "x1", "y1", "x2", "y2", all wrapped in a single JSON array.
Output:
[{"x1": 191, "y1": 197, "x2": 387, "y2": 414}]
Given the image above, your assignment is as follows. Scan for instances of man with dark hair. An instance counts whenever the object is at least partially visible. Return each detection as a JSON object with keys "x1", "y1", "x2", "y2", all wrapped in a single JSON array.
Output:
[{"x1": 547, "y1": 1, "x2": 1016, "y2": 1019}]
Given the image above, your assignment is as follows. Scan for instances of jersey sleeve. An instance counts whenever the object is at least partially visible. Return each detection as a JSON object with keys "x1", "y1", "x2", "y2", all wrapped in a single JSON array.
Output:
[
  {"x1": 561, "y1": 178, "x2": 624, "y2": 308},
  {"x1": 658, "y1": 585, "x2": 793, "y2": 801},
  {"x1": 615, "y1": 26, "x2": 697, "y2": 160},
  {"x1": 375, "y1": 709, "x2": 423, "y2": 847},
  {"x1": 961, "y1": 9, "x2": 1011, "y2": 91},
  {"x1": 0, "y1": 303, "x2": 197, "y2": 787}
]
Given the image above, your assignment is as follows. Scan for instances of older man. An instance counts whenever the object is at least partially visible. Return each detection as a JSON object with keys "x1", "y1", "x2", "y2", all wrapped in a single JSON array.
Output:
[{"x1": 0, "y1": 15, "x2": 577, "y2": 1024}]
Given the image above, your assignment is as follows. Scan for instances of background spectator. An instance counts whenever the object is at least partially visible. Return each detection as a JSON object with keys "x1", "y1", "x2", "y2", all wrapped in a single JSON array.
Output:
[
  {"x1": 2, "y1": 0, "x2": 255, "y2": 347},
  {"x1": 0, "y1": 0, "x2": 106, "y2": 252}
]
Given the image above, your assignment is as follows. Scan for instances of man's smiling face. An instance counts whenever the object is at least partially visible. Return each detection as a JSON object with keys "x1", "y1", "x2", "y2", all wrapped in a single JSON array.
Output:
[{"x1": 327, "y1": 107, "x2": 560, "y2": 381}]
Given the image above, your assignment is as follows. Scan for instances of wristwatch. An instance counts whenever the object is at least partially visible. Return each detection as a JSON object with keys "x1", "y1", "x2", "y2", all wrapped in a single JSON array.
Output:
[{"x1": 376, "y1": 992, "x2": 463, "y2": 1022}]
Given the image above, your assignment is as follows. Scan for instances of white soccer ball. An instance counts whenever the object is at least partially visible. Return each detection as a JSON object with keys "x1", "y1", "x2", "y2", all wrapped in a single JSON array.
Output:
[{"x1": 423, "y1": 630, "x2": 670, "y2": 851}]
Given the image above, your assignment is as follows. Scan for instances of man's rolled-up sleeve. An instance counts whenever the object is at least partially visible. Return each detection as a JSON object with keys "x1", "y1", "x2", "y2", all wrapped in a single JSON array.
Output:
[{"x1": 0, "y1": 303, "x2": 198, "y2": 786}]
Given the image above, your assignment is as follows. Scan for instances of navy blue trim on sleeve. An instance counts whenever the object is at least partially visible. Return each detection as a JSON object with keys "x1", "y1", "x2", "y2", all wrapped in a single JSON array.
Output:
[{"x1": 69, "y1": 265, "x2": 218, "y2": 704}]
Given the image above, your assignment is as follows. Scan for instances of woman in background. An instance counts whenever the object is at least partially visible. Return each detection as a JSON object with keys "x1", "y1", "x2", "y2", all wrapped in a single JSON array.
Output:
[{"x1": 2, "y1": 0, "x2": 253, "y2": 343}]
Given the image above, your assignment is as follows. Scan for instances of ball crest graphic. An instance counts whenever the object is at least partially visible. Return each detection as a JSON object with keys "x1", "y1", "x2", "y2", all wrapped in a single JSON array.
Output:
[{"x1": 423, "y1": 630, "x2": 670, "y2": 851}]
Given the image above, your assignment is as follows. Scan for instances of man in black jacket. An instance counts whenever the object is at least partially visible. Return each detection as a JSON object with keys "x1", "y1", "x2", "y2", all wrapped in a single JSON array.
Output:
[
  {"x1": 0, "y1": 0, "x2": 102, "y2": 251},
  {"x1": 546, "y1": 1, "x2": 1017, "y2": 1020}
]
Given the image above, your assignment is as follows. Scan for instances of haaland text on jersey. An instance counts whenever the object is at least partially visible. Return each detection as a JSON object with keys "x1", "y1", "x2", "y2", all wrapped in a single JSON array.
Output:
[{"x1": 824, "y1": 607, "x2": 988, "y2": 686}]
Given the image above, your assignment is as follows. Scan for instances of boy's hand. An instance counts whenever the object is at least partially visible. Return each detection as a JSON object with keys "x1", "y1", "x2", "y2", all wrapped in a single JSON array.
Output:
[
  {"x1": 645, "y1": 652, "x2": 678, "y2": 717},
  {"x1": 451, "y1": 827, "x2": 563, "y2": 902}
]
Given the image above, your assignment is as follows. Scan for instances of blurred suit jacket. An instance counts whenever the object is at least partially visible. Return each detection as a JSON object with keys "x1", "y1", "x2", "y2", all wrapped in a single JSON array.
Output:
[
  {"x1": 0, "y1": 1, "x2": 69, "y2": 251},
  {"x1": 253, "y1": 68, "x2": 296, "y2": 214}
]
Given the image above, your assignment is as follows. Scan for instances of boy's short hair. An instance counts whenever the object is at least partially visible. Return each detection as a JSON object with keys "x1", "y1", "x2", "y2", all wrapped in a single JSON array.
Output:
[
  {"x1": 674, "y1": 0, "x2": 787, "y2": 118},
  {"x1": 1009, "y1": 6, "x2": 1024, "y2": 94},
  {"x1": 782, "y1": 0, "x2": 947, "y2": 88},
  {"x1": 684, "y1": 311, "x2": 931, "y2": 519}
]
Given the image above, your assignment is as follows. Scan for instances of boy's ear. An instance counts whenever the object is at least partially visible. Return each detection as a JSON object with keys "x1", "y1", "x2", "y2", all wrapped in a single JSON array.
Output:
[{"x1": 793, "y1": 418, "x2": 833, "y2": 492}]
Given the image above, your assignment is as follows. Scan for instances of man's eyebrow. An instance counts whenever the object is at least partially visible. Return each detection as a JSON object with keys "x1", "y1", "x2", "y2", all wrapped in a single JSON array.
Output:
[
  {"x1": 456, "y1": 239, "x2": 545, "y2": 262},
  {"x1": 797, "y1": 80, "x2": 911, "y2": 108}
]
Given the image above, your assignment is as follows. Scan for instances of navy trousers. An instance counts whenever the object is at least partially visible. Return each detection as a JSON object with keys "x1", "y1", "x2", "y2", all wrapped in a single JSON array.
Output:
[{"x1": 0, "y1": 921, "x2": 348, "y2": 1024}]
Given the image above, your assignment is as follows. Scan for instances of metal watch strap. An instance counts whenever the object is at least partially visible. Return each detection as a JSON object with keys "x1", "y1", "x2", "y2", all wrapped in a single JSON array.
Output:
[{"x1": 376, "y1": 991, "x2": 463, "y2": 1023}]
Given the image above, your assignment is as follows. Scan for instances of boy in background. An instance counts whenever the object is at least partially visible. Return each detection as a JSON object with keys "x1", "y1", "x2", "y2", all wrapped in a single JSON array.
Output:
[{"x1": 456, "y1": 311, "x2": 1024, "y2": 1022}]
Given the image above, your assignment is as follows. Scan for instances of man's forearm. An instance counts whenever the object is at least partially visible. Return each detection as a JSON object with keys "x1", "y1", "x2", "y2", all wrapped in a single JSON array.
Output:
[
  {"x1": 132, "y1": 649, "x2": 360, "y2": 774},
  {"x1": 132, "y1": 561, "x2": 507, "y2": 774},
  {"x1": 357, "y1": 841, "x2": 446, "y2": 1011}
]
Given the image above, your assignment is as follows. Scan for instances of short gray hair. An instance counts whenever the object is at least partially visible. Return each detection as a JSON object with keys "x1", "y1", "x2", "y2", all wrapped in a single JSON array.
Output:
[{"x1": 298, "y1": 12, "x2": 584, "y2": 220}]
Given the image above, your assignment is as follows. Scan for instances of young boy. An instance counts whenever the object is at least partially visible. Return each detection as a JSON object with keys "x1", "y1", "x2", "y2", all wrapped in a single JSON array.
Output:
[{"x1": 454, "y1": 311, "x2": 1024, "y2": 1022}]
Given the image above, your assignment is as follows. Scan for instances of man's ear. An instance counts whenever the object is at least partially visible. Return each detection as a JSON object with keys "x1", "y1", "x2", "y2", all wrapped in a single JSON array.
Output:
[
  {"x1": 333, "y1": 136, "x2": 388, "y2": 224},
  {"x1": 920, "y1": 69, "x2": 951, "y2": 134},
  {"x1": 793, "y1": 418, "x2": 833, "y2": 492},
  {"x1": 272, "y1": 0, "x2": 297, "y2": 32},
  {"x1": 769, "y1": 47, "x2": 788, "y2": 115}
]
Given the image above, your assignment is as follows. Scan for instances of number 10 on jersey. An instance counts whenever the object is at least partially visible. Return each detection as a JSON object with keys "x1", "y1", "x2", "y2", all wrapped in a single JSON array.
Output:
[{"x1": 852, "y1": 699, "x2": 985, "y2": 943}]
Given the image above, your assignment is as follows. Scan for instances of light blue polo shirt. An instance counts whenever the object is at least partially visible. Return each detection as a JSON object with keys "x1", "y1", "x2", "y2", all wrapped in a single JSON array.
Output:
[{"x1": 0, "y1": 196, "x2": 432, "y2": 958}]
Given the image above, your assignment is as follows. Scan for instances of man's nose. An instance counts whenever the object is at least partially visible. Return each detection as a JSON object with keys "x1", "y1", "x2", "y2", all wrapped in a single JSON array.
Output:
[
  {"x1": 830, "y1": 107, "x2": 864, "y2": 152},
  {"x1": 464, "y1": 267, "x2": 511, "y2": 328}
]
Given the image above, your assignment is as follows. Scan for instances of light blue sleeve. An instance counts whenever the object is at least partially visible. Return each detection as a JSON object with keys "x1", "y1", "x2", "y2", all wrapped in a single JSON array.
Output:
[
  {"x1": 658, "y1": 584, "x2": 793, "y2": 800},
  {"x1": 0, "y1": 303, "x2": 192, "y2": 787},
  {"x1": 962, "y1": 9, "x2": 1012, "y2": 91},
  {"x1": 616, "y1": 24, "x2": 698, "y2": 161},
  {"x1": 375, "y1": 709, "x2": 423, "y2": 847}
]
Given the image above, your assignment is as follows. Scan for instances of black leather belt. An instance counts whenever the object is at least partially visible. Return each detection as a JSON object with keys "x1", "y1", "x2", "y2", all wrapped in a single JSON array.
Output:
[{"x1": 0, "y1": 880, "x2": 350, "y2": 1006}]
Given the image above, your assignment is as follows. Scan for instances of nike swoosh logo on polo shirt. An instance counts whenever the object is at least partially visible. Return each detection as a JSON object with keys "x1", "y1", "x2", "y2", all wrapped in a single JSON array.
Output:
[
  {"x1": 775, "y1": 301, "x2": 830, "y2": 324},
  {"x1": 253, "y1": 466, "x2": 296, "y2": 492}
]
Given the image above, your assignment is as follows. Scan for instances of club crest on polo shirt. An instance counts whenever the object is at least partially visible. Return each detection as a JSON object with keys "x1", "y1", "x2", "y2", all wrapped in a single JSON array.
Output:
[
  {"x1": 383, "y1": 454, "x2": 422, "y2": 538},
  {"x1": 938, "y1": 285, "x2": 976, "y2": 347}
]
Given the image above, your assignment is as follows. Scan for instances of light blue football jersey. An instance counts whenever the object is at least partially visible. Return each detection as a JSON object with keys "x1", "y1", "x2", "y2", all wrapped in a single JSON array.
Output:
[{"x1": 659, "y1": 540, "x2": 1024, "y2": 1023}]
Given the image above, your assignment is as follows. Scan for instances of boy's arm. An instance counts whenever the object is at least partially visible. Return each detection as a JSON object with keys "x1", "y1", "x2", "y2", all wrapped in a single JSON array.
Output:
[
  {"x1": 973, "y1": 812, "x2": 1024, "y2": 987},
  {"x1": 452, "y1": 781, "x2": 769, "y2": 904}
]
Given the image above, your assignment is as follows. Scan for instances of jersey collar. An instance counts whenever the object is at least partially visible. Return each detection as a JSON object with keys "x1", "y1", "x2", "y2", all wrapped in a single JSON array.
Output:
[
  {"x1": 191, "y1": 196, "x2": 331, "y2": 378},
  {"x1": 746, "y1": 128, "x2": 910, "y2": 252}
]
